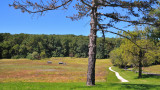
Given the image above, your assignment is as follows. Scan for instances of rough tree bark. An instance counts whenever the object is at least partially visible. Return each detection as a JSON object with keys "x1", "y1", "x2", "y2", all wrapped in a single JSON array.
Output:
[{"x1": 86, "y1": 0, "x2": 97, "y2": 86}]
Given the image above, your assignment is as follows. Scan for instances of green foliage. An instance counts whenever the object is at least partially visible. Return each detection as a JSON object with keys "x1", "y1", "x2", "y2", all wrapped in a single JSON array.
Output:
[
  {"x1": 11, "y1": 55, "x2": 25, "y2": 59},
  {"x1": 26, "y1": 52, "x2": 40, "y2": 60},
  {"x1": 32, "y1": 51, "x2": 40, "y2": 60},
  {"x1": 26, "y1": 53, "x2": 33, "y2": 60},
  {"x1": 2, "y1": 50, "x2": 10, "y2": 58},
  {"x1": 96, "y1": 41, "x2": 104, "y2": 59},
  {"x1": 109, "y1": 48, "x2": 128, "y2": 68},
  {"x1": 0, "y1": 33, "x2": 121, "y2": 59},
  {"x1": 40, "y1": 51, "x2": 46, "y2": 59},
  {"x1": 110, "y1": 28, "x2": 160, "y2": 68}
]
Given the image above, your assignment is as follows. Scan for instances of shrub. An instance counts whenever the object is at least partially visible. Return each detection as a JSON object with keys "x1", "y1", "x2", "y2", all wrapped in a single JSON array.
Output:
[
  {"x1": 11, "y1": 55, "x2": 25, "y2": 59},
  {"x1": 26, "y1": 52, "x2": 41, "y2": 60},
  {"x1": 26, "y1": 53, "x2": 33, "y2": 60},
  {"x1": 40, "y1": 51, "x2": 46, "y2": 59},
  {"x1": 32, "y1": 52, "x2": 41, "y2": 60}
]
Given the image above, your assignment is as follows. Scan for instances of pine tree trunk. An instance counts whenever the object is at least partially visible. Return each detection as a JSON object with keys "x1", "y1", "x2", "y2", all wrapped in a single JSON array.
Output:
[{"x1": 86, "y1": 0, "x2": 97, "y2": 86}]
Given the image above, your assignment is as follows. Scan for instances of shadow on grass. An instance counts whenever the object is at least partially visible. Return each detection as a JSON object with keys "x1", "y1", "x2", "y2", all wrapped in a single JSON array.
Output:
[
  {"x1": 118, "y1": 83, "x2": 160, "y2": 90},
  {"x1": 73, "y1": 83, "x2": 160, "y2": 89},
  {"x1": 141, "y1": 74, "x2": 160, "y2": 79},
  {"x1": 133, "y1": 74, "x2": 160, "y2": 79},
  {"x1": 1, "y1": 82, "x2": 160, "y2": 90}
]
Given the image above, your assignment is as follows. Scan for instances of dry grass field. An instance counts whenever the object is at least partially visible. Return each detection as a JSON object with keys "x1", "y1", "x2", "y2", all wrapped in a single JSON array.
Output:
[
  {"x1": 143, "y1": 65, "x2": 160, "y2": 74},
  {"x1": 0, "y1": 57, "x2": 112, "y2": 83}
]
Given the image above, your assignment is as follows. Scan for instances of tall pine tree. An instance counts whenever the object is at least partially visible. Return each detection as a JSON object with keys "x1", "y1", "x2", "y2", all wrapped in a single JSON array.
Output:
[{"x1": 10, "y1": 0, "x2": 159, "y2": 85}]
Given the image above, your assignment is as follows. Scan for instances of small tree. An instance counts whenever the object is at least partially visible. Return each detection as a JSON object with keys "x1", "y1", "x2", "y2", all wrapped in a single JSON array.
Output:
[{"x1": 110, "y1": 29, "x2": 158, "y2": 78}]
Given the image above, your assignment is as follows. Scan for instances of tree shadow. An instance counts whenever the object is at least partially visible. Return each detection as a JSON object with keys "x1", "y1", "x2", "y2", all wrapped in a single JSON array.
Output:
[
  {"x1": 71, "y1": 83, "x2": 160, "y2": 89},
  {"x1": 141, "y1": 74, "x2": 160, "y2": 79},
  {"x1": 119, "y1": 83, "x2": 160, "y2": 90},
  {"x1": 133, "y1": 74, "x2": 160, "y2": 79}
]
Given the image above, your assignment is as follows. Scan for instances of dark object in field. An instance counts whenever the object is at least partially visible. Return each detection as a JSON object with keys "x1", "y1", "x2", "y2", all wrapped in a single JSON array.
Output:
[
  {"x1": 58, "y1": 62, "x2": 66, "y2": 65},
  {"x1": 47, "y1": 61, "x2": 52, "y2": 64}
]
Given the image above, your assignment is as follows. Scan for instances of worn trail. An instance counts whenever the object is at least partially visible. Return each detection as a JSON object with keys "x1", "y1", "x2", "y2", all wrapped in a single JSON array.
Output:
[{"x1": 109, "y1": 67, "x2": 129, "y2": 82}]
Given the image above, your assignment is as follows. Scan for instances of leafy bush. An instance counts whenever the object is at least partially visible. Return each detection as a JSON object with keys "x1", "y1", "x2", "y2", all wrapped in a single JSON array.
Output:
[
  {"x1": 11, "y1": 55, "x2": 25, "y2": 59},
  {"x1": 40, "y1": 51, "x2": 46, "y2": 59},
  {"x1": 32, "y1": 52, "x2": 41, "y2": 60},
  {"x1": 26, "y1": 52, "x2": 41, "y2": 60},
  {"x1": 26, "y1": 53, "x2": 33, "y2": 60}
]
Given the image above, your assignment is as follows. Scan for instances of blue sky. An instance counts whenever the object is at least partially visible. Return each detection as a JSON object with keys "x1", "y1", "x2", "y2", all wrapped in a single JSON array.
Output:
[{"x1": 0, "y1": 0, "x2": 136, "y2": 38}]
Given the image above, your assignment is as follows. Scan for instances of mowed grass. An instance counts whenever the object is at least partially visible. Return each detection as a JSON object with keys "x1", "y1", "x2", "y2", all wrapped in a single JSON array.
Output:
[
  {"x1": 111, "y1": 66, "x2": 160, "y2": 85},
  {"x1": 0, "y1": 57, "x2": 112, "y2": 82}
]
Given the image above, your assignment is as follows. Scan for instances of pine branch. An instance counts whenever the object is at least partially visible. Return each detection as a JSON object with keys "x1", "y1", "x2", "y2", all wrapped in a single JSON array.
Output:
[
  {"x1": 97, "y1": 23, "x2": 144, "y2": 49},
  {"x1": 80, "y1": 0, "x2": 91, "y2": 8},
  {"x1": 10, "y1": 0, "x2": 73, "y2": 14},
  {"x1": 97, "y1": 12, "x2": 154, "y2": 26}
]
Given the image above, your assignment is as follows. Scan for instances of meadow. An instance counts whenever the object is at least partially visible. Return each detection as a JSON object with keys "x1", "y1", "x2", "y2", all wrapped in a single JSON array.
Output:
[
  {"x1": 0, "y1": 57, "x2": 112, "y2": 82},
  {"x1": 0, "y1": 57, "x2": 160, "y2": 90}
]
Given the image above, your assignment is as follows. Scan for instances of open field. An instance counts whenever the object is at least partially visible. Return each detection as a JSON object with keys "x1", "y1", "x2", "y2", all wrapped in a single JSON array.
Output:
[
  {"x1": 0, "y1": 57, "x2": 112, "y2": 82},
  {"x1": 143, "y1": 65, "x2": 160, "y2": 74},
  {"x1": 1, "y1": 57, "x2": 160, "y2": 90}
]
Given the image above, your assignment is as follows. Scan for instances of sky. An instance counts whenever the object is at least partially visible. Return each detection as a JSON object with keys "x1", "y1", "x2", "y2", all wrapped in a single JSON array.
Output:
[{"x1": 0, "y1": 0, "x2": 136, "y2": 38}]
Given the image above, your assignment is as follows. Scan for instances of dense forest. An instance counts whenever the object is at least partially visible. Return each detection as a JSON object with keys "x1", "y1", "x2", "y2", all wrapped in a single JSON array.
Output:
[{"x1": 0, "y1": 33, "x2": 121, "y2": 59}]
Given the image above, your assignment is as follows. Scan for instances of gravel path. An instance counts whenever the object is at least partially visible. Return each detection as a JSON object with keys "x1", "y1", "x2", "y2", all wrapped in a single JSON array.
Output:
[{"x1": 109, "y1": 67, "x2": 129, "y2": 82}]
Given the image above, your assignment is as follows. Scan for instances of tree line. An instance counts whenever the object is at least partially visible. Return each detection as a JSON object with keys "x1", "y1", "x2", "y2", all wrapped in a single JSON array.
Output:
[{"x1": 0, "y1": 33, "x2": 121, "y2": 59}]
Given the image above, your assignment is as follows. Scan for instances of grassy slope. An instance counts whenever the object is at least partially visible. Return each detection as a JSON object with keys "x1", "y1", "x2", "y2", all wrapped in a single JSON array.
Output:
[{"x1": 111, "y1": 66, "x2": 160, "y2": 89}]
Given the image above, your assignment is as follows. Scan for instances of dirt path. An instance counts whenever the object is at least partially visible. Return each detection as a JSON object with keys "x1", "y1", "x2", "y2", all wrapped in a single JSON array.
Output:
[{"x1": 109, "y1": 67, "x2": 129, "y2": 82}]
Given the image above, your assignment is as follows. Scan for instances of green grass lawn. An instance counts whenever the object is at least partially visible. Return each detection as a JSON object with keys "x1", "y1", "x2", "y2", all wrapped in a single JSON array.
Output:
[
  {"x1": 0, "y1": 58, "x2": 160, "y2": 90},
  {"x1": 111, "y1": 66, "x2": 160, "y2": 89},
  {"x1": 111, "y1": 67, "x2": 160, "y2": 84}
]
